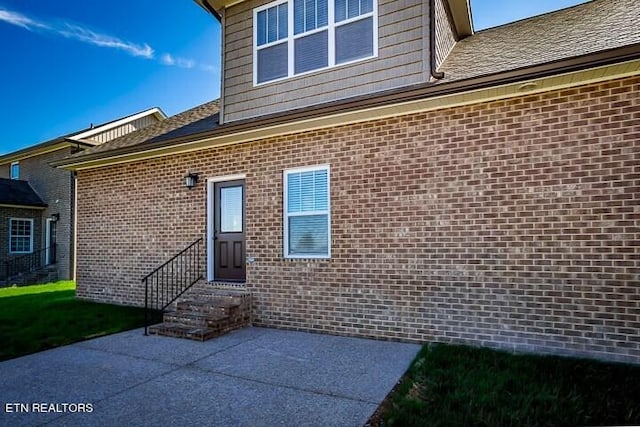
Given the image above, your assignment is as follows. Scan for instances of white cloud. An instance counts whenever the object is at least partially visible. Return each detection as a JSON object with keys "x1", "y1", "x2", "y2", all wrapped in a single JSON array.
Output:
[
  {"x1": 60, "y1": 24, "x2": 154, "y2": 59},
  {"x1": 0, "y1": 8, "x2": 49, "y2": 30},
  {"x1": 199, "y1": 64, "x2": 218, "y2": 73},
  {"x1": 161, "y1": 53, "x2": 196, "y2": 69},
  {"x1": 0, "y1": 6, "x2": 213, "y2": 71},
  {"x1": 161, "y1": 53, "x2": 175, "y2": 65},
  {"x1": 176, "y1": 57, "x2": 195, "y2": 69}
]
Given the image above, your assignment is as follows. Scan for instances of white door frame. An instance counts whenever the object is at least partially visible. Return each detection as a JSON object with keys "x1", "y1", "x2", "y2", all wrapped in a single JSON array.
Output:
[
  {"x1": 45, "y1": 218, "x2": 53, "y2": 265},
  {"x1": 206, "y1": 174, "x2": 246, "y2": 282}
]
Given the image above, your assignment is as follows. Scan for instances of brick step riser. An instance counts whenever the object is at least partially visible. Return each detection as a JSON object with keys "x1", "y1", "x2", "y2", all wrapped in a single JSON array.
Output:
[
  {"x1": 175, "y1": 303, "x2": 238, "y2": 316},
  {"x1": 148, "y1": 286, "x2": 252, "y2": 342},
  {"x1": 148, "y1": 321, "x2": 247, "y2": 341},
  {"x1": 163, "y1": 313, "x2": 229, "y2": 328},
  {"x1": 147, "y1": 327, "x2": 219, "y2": 342},
  {"x1": 186, "y1": 294, "x2": 244, "y2": 304}
]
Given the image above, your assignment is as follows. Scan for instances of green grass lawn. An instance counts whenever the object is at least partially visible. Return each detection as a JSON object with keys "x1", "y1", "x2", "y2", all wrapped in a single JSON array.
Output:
[
  {"x1": 380, "y1": 343, "x2": 640, "y2": 427},
  {"x1": 0, "y1": 281, "x2": 150, "y2": 361}
]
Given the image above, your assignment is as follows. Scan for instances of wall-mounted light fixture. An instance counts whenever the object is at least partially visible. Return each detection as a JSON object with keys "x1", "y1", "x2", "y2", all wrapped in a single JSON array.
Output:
[
  {"x1": 184, "y1": 172, "x2": 199, "y2": 190},
  {"x1": 49, "y1": 213, "x2": 60, "y2": 222}
]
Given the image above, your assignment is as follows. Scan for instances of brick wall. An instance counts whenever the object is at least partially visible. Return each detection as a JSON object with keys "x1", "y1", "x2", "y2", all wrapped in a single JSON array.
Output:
[
  {"x1": 0, "y1": 148, "x2": 75, "y2": 280},
  {"x1": 76, "y1": 75, "x2": 639, "y2": 363}
]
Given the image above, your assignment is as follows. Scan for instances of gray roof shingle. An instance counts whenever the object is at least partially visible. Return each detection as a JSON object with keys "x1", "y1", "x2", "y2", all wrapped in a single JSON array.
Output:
[
  {"x1": 439, "y1": 0, "x2": 640, "y2": 82},
  {"x1": 0, "y1": 179, "x2": 47, "y2": 207},
  {"x1": 75, "y1": 100, "x2": 220, "y2": 157}
]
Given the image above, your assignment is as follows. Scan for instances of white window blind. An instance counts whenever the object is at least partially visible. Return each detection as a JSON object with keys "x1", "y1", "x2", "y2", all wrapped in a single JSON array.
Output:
[
  {"x1": 256, "y1": 2, "x2": 289, "y2": 83},
  {"x1": 284, "y1": 166, "x2": 330, "y2": 258}
]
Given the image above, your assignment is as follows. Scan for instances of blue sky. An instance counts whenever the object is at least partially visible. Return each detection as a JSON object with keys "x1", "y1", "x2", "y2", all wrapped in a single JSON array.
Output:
[{"x1": 0, "y1": 0, "x2": 588, "y2": 155}]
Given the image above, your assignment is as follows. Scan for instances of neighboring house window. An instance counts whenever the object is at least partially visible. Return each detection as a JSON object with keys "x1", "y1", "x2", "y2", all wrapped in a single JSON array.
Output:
[
  {"x1": 9, "y1": 218, "x2": 33, "y2": 253},
  {"x1": 254, "y1": 0, "x2": 377, "y2": 85},
  {"x1": 284, "y1": 165, "x2": 331, "y2": 258},
  {"x1": 10, "y1": 162, "x2": 19, "y2": 180}
]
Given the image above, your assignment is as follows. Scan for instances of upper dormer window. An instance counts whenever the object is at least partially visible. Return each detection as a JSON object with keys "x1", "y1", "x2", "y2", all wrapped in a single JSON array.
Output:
[
  {"x1": 254, "y1": 0, "x2": 377, "y2": 85},
  {"x1": 10, "y1": 162, "x2": 19, "y2": 180}
]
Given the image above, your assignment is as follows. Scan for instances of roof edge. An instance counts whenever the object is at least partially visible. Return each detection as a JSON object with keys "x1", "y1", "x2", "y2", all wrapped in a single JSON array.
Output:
[
  {"x1": 71, "y1": 107, "x2": 167, "y2": 140},
  {"x1": 0, "y1": 203, "x2": 47, "y2": 209},
  {"x1": 0, "y1": 139, "x2": 94, "y2": 165},
  {"x1": 52, "y1": 43, "x2": 640, "y2": 170},
  {"x1": 445, "y1": 0, "x2": 473, "y2": 38},
  {"x1": 194, "y1": 0, "x2": 223, "y2": 20}
]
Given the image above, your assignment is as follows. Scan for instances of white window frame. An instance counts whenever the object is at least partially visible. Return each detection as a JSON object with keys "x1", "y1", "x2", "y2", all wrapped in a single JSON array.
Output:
[
  {"x1": 253, "y1": 0, "x2": 378, "y2": 86},
  {"x1": 10, "y1": 162, "x2": 19, "y2": 180},
  {"x1": 283, "y1": 164, "x2": 331, "y2": 259},
  {"x1": 9, "y1": 218, "x2": 34, "y2": 254}
]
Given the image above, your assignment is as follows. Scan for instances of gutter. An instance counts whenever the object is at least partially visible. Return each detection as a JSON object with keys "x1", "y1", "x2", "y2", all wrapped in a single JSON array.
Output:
[
  {"x1": 201, "y1": 0, "x2": 222, "y2": 21},
  {"x1": 51, "y1": 43, "x2": 640, "y2": 170},
  {"x1": 0, "y1": 139, "x2": 94, "y2": 165},
  {"x1": 429, "y1": 0, "x2": 445, "y2": 80}
]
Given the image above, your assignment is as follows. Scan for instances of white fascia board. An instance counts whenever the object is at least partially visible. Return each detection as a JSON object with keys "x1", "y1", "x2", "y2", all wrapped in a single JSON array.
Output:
[{"x1": 72, "y1": 108, "x2": 166, "y2": 140}]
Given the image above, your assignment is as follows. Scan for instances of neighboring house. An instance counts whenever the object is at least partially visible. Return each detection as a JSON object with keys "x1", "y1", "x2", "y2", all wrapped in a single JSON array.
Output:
[
  {"x1": 0, "y1": 108, "x2": 166, "y2": 284},
  {"x1": 54, "y1": 0, "x2": 639, "y2": 362}
]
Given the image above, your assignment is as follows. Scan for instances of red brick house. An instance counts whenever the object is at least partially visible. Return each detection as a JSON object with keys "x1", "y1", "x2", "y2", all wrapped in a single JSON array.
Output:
[{"x1": 54, "y1": 0, "x2": 640, "y2": 363}]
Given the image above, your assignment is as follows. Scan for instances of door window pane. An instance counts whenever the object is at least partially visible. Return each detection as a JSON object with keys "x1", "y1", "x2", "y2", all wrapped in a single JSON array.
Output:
[{"x1": 220, "y1": 186, "x2": 243, "y2": 232}]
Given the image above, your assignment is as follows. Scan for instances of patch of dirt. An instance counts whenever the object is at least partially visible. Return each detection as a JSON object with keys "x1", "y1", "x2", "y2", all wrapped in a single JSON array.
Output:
[{"x1": 364, "y1": 376, "x2": 406, "y2": 427}]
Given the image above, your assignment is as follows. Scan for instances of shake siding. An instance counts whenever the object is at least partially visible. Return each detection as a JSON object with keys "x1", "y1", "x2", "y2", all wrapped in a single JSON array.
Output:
[
  {"x1": 434, "y1": 0, "x2": 456, "y2": 67},
  {"x1": 90, "y1": 115, "x2": 160, "y2": 144},
  {"x1": 222, "y1": 0, "x2": 428, "y2": 122},
  {"x1": 76, "y1": 76, "x2": 640, "y2": 363}
]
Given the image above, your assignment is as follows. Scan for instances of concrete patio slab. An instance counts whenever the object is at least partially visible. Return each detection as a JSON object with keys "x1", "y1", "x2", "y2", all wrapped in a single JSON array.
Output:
[
  {"x1": 193, "y1": 328, "x2": 420, "y2": 403},
  {"x1": 0, "y1": 327, "x2": 421, "y2": 427}
]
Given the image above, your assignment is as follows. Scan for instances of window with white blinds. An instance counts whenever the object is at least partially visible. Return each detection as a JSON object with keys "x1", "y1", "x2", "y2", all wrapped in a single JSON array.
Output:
[
  {"x1": 284, "y1": 165, "x2": 330, "y2": 258},
  {"x1": 254, "y1": 0, "x2": 377, "y2": 85},
  {"x1": 255, "y1": 1, "x2": 289, "y2": 83}
]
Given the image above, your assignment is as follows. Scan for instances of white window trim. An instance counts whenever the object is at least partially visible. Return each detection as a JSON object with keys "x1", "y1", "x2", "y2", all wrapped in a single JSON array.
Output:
[
  {"x1": 283, "y1": 164, "x2": 331, "y2": 259},
  {"x1": 9, "y1": 218, "x2": 34, "y2": 254},
  {"x1": 10, "y1": 162, "x2": 19, "y2": 180},
  {"x1": 45, "y1": 218, "x2": 53, "y2": 265},
  {"x1": 253, "y1": 0, "x2": 378, "y2": 86}
]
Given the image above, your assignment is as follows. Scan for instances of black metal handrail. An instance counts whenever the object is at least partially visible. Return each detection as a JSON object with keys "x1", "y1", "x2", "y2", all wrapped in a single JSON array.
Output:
[
  {"x1": 143, "y1": 238, "x2": 205, "y2": 335},
  {"x1": 2, "y1": 244, "x2": 56, "y2": 281}
]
